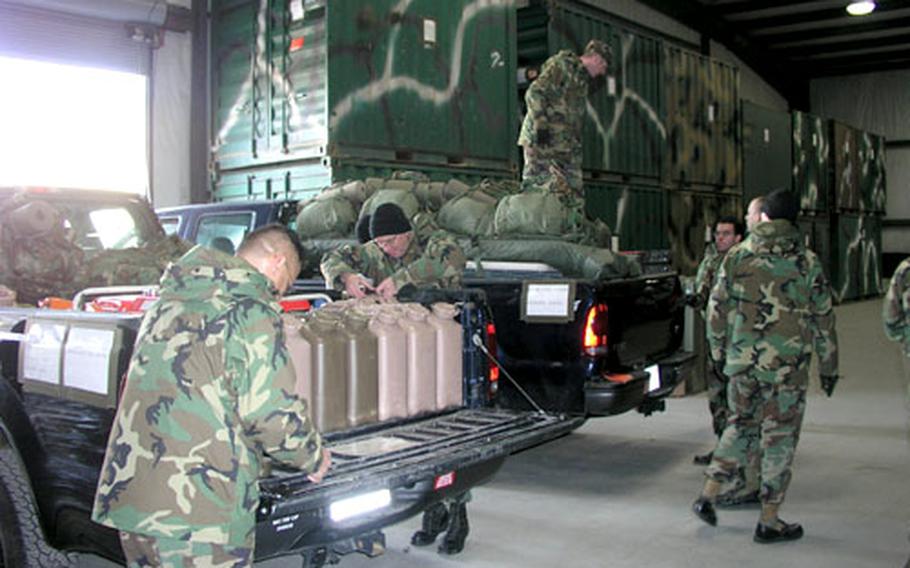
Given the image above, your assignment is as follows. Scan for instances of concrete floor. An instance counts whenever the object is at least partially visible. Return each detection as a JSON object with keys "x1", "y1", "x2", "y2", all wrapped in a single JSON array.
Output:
[{"x1": 83, "y1": 298, "x2": 910, "y2": 567}]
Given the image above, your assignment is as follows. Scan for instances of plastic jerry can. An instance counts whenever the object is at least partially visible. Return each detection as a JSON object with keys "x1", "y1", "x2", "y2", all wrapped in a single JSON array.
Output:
[
  {"x1": 341, "y1": 311, "x2": 379, "y2": 427},
  {"x1": 427, "y1": 303, "x2": 463, "y2": 409},
  {"x1": 398, "y1": 304, "x2": 437, "y2": 416},
  {"x1": 368, "y1": 312, "x2": 408, "y2": 421},
  {"x1": 281, "y1": 314, "x2": 313, "y2": 418},
  {"x1": 303, "y1": 313, "x2": 348, "y2": 432}
]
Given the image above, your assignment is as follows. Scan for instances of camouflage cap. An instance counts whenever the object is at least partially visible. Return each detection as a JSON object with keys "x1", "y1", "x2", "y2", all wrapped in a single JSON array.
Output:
[{"x1": 584, "y1": 39, "x2": 612, "y2": 66}]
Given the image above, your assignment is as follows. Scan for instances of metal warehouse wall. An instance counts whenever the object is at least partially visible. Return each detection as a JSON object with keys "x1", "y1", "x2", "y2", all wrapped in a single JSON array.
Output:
[
  {"x1": 811, "y1": 70, "x2": 910, "y2": 259},
  {"x1": 572, "y1": 0, "x2": 788, "y2": 112}
]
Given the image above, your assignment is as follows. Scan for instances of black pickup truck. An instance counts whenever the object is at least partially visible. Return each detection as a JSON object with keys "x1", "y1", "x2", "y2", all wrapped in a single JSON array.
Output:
[
  {"x1": 0, "y1": 189, "x2": 579, "y2": 567},
  {"x1": 157, "y1": 200, "x2": 694, "y2": 420}
]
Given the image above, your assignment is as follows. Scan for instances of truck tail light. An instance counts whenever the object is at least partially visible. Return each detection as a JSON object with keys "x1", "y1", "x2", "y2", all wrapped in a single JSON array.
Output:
[
  {"x1": 485, "y1": 321, "x2": 499, "y2": 386},
  {"x1": 582, "y1": 303, "x2": 608, "y2": 356}
]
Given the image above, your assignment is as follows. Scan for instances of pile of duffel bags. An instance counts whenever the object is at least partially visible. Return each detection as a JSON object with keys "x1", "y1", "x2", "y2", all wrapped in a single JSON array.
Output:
[{"x1": 296, "y1": 172, "x2": 640, "y2": 281}]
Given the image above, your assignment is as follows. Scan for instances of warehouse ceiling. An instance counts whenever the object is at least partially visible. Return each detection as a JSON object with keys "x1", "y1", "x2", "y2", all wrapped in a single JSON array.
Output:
[{"x1": 637, "y1": 0, "x2": 910, "y2": 106}]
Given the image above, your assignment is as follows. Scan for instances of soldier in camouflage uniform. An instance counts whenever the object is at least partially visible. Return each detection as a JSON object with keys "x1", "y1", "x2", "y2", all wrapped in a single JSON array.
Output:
[
  {"x1": 689, "y1": 218, "x2": 743, "y2": 460},
  {"x1": 92, "y1": 224, "x2": 331, "y2": 567},
  {"x1": 883, "y1": 256, "x2": 910, "y2": 437},
  {"x1": 518, "y1": 39, "x2": 611, "y2": 197},
  {"x1": 692, "y1": 190, "x2": 839, "y2": 544},
  {"x1": 321, "y1": 203, "x2": 466, "y2": 303}
]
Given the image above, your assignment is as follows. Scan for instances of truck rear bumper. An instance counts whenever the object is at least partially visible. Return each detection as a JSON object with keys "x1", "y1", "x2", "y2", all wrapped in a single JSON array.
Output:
[{"x1": 584, "y1": 350, "x2": 696, "y2": 417}]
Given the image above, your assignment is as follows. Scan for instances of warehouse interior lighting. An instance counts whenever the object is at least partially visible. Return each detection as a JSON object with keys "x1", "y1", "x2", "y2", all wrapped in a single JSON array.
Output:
[
  {"x1": 846, "y1": 1, "x2": 876, "y2": 16},
  {"x1": 0, "y1": 56, "x2": 148, "y2": 194}
]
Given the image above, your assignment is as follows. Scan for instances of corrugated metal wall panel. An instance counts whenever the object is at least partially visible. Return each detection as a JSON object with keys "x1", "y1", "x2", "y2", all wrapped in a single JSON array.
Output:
[
  {"x1": 584, "y1": 182, "x2": 667, "y2": 250},
  {"x1": 792, "y1": 111, "x2": 830, "y2": 214},
  {"x1": 742, "y1": 101, "x2": 792, "y2": 203},
  {"x1": 668, "y1": 190, "x2": 742, "y2": 276}
]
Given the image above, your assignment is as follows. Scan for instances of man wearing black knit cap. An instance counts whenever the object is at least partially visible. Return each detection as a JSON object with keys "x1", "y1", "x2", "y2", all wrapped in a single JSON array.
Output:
[{"x1": 320, "y1": 203, "x2": 466, "y2": 302}]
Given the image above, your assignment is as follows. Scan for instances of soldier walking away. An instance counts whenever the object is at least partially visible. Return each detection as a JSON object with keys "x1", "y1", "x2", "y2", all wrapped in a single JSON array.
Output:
[
  {"x1": 691, "y1": 189, "x2": 839, "y2": 543},
  {"x1": 92, "y1": 224, "x2": 331, "y2": 567},
  {"x1": 882, "y1": 256, "x2": 910, "y2": 568},
  {"x1": 517, "y1": 39, "x2": 611, "y2": 197}
]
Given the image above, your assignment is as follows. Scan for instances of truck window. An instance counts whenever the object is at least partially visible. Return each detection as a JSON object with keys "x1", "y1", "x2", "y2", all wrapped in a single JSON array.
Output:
[
  {"x1": 87, "y1": 207, "x2": 142, "y2": 249},
  {"x1": 196, "y1": 212, "x2": 254, "y2": 255},
  {"x1": 159, "y1": 216, "x2": 180, "y2": 236}
]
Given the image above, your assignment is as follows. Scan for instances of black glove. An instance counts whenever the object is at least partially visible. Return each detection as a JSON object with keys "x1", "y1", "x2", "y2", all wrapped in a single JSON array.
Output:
[
  {"x1": 713, "y1": 358, "x2": 726, "y2": 378},
  {"x1": 684, "y1": 293, "x2": 698, "y2": 308},
  {"x1": 820, "y1": 374, "x2": 838, "y2": 397}
]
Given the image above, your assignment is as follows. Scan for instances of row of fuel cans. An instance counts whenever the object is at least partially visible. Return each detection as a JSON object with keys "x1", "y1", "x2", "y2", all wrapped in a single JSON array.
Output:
[{"x1": 282, "y1": 299, "x2": 464, "y2": 432}]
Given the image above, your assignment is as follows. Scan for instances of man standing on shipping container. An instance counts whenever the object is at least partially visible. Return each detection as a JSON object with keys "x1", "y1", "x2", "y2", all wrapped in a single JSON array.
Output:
[
  {"x1": 321, "y1": 203, "x2": 466, "y2": 302},
  {"x1": 692, "y1": 189, "x2": 838, "y2": 543},
  {"x1": 93, "y1": 224, "x2": 331, "y2": 567},
  {"x1": 517, "y1": 39, "x2": 611, "y2": 197}
]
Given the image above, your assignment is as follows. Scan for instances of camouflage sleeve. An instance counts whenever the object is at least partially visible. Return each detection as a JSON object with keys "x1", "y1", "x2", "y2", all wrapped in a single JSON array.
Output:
[
  {"x1": 807, "y1": 254, "x2": 838, "y2": 376},
  {"x1": 320, "y1": 244, "x2": 362, "y2": 290},
  {"x1": 706, "y1": 255, "x2": 732, "y2": 364},
  {"x1": 692, "y1": 253, "x2": 716, "y2": 311},
  {"x1": 389, "y1": 231, "x2": 466, "y2": 290},
  {"x1": 231, "y1": 301, "x2": 324, "y2": 472},
  {"x1": 523, "y1": 57, "x2": 568, "y2": 143},
  {"x1": 883, "y1": 258, "x2": 910, "y2": 344}
]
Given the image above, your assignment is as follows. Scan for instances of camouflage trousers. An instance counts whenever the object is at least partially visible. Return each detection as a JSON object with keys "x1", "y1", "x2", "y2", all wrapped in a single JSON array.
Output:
[
  {"x1": 520, "y1": 146, "x2": 583, "y2": 197},
  {"x1": 706, "y1": 367, "x2": 808, "y2": 505},
  {"x1": 705, "y1": 360, "x2": 761, "y2": 497},
  {"x1": 120, "y1": 531, "x2": 253, "y2": 568}
]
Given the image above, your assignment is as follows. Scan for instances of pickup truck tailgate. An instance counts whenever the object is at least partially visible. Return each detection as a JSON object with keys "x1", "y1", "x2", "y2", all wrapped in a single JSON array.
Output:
[{"x1": 256, "y1": 408, "x2": 581, "y2": 559}]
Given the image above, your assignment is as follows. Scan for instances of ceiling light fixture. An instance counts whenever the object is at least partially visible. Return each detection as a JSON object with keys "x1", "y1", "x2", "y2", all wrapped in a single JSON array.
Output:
[{"x1": 846, "y1": 1, "x2": 876, "y2": 16}]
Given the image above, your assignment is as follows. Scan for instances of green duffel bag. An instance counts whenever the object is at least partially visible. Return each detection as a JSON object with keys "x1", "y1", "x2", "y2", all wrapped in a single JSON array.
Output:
[
  {"x1": 475, "y1": 239, "x2": 641, "y2": 281},
  {"x1": 296, "y1": 195, "x2": 358, "y2": 239},
  {"x1": 359, "y1": 188, "x2": 422, "y2": 221},
  {"x1": 493, "y1": 191, "x2": 567, "y2": 237},
  {"x1": 437, "y1": 192, "x2": 496, "y2": 237}
]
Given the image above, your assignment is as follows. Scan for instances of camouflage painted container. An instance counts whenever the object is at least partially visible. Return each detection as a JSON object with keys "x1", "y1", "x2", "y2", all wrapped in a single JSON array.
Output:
[
  {"x1": 664, "y1": 45, "x2": 741, "y2": 190},
  {"x1": 830, "y1": 121, "x2": 861, "y2": 212},
  {"x1": 742, "y1": 101, "x2": 792, "y2": 203},
  {"x1": 211, "y1": 0, "x2": 518, "y2": 175},
  {"x1": 792, "y1": 111, "x2": 830, "y2": 214},
  {"x1": 858, "y1": 131, "x2": 887, "y2": 214},
  {"x1": 668, "y1": 190, "x2": 742, "y2": 276},
  {"x1": 797, "y1": 213, "x2": 833, "y2": 282},
  {"x1": 584, "y1": 182, "x2": 667, "y2": 251},
  {"x1": 831, "y1": 213, "x2": 883, "y2": 303},
  {"x1": 213, "y1": 159, "x2": 515, "y2": 202},
  {"x1": 516, "y1": 0, "x2": 666, "y2": 182}
]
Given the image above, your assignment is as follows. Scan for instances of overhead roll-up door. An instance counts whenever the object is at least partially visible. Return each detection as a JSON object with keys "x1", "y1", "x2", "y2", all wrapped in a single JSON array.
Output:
[{"x1": 0, "y1": 2, "x2": 152, "y2": 75}]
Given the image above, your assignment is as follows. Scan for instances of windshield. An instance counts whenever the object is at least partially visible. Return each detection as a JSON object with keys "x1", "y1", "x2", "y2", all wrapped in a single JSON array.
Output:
[{"x1": 51, "y1": 198, "x2": 160, "y2": 252}]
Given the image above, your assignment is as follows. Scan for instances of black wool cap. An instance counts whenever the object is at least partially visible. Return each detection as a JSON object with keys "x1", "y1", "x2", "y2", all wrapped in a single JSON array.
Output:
[
  {"x1": 370, "y1": 203, "x2": 411, "y2": 238},
  {"x1": 356, "y1": 214, "x2": 372, "y2": 244}
]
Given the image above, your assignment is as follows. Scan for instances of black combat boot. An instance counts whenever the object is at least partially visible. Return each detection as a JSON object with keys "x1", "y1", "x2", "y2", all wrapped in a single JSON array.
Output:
[
  {"x1": 411, "y1": 503, "x2": 449, "y2": 547},
  {"x1": 438, "y1": 501, "x2": 469, "y2": 555},
  {"x1": 754, "y1": 519, "x2": 803, "y2": 544}
]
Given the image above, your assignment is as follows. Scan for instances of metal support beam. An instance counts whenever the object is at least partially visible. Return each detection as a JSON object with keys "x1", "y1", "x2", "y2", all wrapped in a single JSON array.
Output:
[{"x1": 190, "y1": 0, "x2": 210, "y2": 203}]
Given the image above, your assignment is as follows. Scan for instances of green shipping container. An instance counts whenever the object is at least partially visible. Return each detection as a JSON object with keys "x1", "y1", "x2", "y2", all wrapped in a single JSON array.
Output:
[
  {"x1": 831, "y1": 213, "x2": 882, "y2": 303},
  {"x1": 668, "y1": 190, "x2": 742, "y2": 276},
  {"x1": 858, "y1": 131, "x2": 887, "y2": 214},
  {"x1": 830, "y1": 121, "x2": 861, "y2": 212},
  {"x1": 213, "y1": 159, "x2": 513, "y2": 202},
  {"x1": 797, "y1": 213, "x2": 833, "y2": 281},
  {"x1": 584, "y1": 182, "x2": 668, "y2": 250},
  {"x1": 792, "y1": 111, "x2": 830, "y2": 214},
  {"x1": 742, "y1": 101, "x2": 792, "y2": 203},
  {"x1": 211, "y1": 0, "x2": 518, "y2": 178},
  {"x1": 517, "y1": 0, "x2": 665, "y2": 181},
  {"x1": 664, "y1": 45, "x2": 741, "y2": 190}
]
